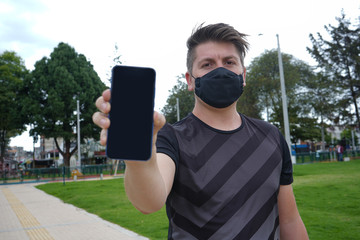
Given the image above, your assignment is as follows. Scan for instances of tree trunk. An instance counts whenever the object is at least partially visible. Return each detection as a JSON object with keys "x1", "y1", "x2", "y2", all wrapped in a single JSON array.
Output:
[
  {"x1": 347, "y1": 64, "x2": 360, "y2": 128},
  {"x1": 0, "y1": 129, "x2": 7, "y2": 168},
  {"x1": 54, "y1": 138, "x2": 77, "y2": 167},
  {"x1": 350, "y1": 84, "x2": 360, "y2": 128}
]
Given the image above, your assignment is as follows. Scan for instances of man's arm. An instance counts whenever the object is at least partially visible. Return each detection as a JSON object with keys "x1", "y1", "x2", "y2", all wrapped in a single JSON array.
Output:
[
  {"x1": 92, "y1": 89, "x2": 175, "y2": 214},
  {"x1": 124, "y1": 152, "x2": 175, "y2": 214},
  {"x1": 278, "y1": 184, "x2": 309, "y2": 239},
  {"x1": 124, "y1": 110, "x2": 176, "y2": 214}
]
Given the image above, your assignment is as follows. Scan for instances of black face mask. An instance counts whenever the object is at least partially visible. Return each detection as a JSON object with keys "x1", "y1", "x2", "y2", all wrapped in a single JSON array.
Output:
[{"x1": 193, "y1": 67, "x2": 244, "y2": 108}]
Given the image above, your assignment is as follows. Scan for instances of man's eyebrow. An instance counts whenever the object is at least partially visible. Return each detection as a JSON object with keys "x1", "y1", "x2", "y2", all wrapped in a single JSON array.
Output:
[
  {"x1": 196, "y1": 57, "x2": 215, "y2": 65},
  {"x1": 197, "y1": 57, "x2": 214, "y2": 62},
  {"x1": 224, "y1": 55, "x2": 240, "y2": 61}
]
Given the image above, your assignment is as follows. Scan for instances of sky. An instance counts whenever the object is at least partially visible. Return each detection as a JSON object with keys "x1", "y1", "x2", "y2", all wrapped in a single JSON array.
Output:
[{"x1": 2, "y1": 0, "x2": 359, "y2": 151}]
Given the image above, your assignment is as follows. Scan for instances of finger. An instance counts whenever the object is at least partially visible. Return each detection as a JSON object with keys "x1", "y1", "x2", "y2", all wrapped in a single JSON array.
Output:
[
  {"x1": 102, "y1": 89, "x2": 111, "y2": 102},
  {"x1": 95, "y1": 96, "x2": 111, "y2": 114},
  {"x1": 100, "y1": 128, "x2": 108, "y2": 146},
  {"x1": 92, "y1": 112, "x2": 110, "y2": 129}
]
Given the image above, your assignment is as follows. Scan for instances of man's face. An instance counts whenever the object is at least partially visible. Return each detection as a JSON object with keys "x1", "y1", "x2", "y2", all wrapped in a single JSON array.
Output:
[{"x1": 186, "y1": 41, "x2": 245, "y2": 91}]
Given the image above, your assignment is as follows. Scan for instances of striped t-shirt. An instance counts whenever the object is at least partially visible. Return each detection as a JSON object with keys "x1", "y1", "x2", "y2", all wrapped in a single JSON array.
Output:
[{"x1": 157, "y1": 113, "x2": 293, "y2": 240}]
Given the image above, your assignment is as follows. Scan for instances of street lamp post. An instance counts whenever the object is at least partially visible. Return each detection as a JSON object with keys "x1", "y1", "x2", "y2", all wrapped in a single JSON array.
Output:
[
  {"x1": 77, "y1": 100, "x2": 81, "y2": 170},
  {"x1": 176, "y1": 98, "x2": 180, "y2": 122},
  {"x1": 276, "y1": 34, "x2": 295, "y2": 164}
]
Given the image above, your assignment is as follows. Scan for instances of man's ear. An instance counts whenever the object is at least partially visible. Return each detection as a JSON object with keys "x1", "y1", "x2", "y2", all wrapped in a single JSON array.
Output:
[{"x1": 185, "y1": 72, "x2": 195, "y2": 91}]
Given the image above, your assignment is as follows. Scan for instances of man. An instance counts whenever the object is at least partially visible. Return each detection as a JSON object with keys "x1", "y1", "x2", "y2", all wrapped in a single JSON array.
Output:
[
  {"x1": 93, "y1": 23, "x2": 308, "y2": 239},
  {"x1": 336, "y1": 144, "x2": 344, "y2": 161}
]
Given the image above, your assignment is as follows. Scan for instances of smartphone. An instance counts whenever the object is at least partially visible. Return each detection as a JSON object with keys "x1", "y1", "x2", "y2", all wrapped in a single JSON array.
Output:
[{"x1": 106, "y1": 65, "x2": 156, "y2": 161}]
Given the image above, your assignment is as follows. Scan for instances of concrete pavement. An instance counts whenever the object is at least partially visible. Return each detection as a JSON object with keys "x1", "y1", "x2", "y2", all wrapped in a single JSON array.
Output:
[{"x1": 0, "y1": 183, "x2": 149, "y2": 240}]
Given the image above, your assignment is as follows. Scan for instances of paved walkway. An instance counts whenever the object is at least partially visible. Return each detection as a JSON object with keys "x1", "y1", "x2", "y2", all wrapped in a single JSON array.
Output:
[{"x1": 0, "y1": 183, "x2": 149, "y2": 240}]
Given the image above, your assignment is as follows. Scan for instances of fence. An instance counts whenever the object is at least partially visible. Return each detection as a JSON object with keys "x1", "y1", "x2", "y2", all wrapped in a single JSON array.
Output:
[
  {"x1": 0, "y1": 163, "x2": 126, "y2": 185},
  {"x1": 2, "y1": 151, "x2": 360, "y2": 184},
  {"x1": 295, "y1": 150, "x2": 360, "y2": 164}
]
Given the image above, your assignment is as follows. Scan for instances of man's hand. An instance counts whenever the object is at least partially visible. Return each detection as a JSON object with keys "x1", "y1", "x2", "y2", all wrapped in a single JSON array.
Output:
[
  {"x1": 92, "y1": 89, "x2": 166, "y2": 146},
  {"x1": 92, "y1": 89, "x2": 111, "y2": 145}
]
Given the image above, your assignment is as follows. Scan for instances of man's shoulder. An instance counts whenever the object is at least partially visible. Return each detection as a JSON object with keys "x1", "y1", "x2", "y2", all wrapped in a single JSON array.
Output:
[
  {"x1": 241, "y1": 114, "x2": 277, "y2": 130},
  {"x1": 165, "y1": 113, "x2": 196, "y2": 130},
  {"x1": 241, "y1": 114, "x2": 283, "y2": 142},
  {"x1": 159, "y1": 113, "x2": 194, "y2": 135}
]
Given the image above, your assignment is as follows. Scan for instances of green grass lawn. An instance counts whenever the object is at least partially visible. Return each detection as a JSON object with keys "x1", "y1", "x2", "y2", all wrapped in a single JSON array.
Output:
[
  {"x1": 293, "y1": 160, "x2": 360, "y2": 239},
  {"x1": 37, "y1": 160, "x2": 360, "y2": 240}
]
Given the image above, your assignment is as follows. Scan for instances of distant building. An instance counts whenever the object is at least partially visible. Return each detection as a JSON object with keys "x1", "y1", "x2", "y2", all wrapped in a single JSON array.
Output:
[
  {"x1": 39, "y1": 136, "x2": 106, "y2": 167},
  {"x1": 6, "y1": 136, "x2": 106, "y2": 168},
  {"x1": 6, "y1": 146, "x2": 32, "y2": 162},
  {"x1": 40, "y1": 136, "x2": 67, "y2": 166}
]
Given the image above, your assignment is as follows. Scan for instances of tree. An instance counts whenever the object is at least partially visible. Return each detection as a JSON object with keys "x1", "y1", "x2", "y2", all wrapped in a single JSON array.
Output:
[
  {"x1": 22, "y1": 43, "x2": 106, "y2": 166},
  {"x1": 237, "y1": 71, "x2": 264, "y2": 120},
  {"x1": 0, "y1": 51, "x2": 28, "y2": 163},
  {"x1": 245, "y1": 50, "x2": 320, "y2": 142},
  {"x1": 301, "y1": 72, "x2": 339, "y2": 122},
  {"x1": 307, "y1": 11, "x2": 360, "y2": 127},
  {"x1": 341, "y1": 127, "x2": 357, "y2": 148},
  {"x1": 300, "y1": 71, "x2": 340, "y2": 149},
  {"x1": 106, "y1": 43, "x2": 123, "y2": 83},
  {"x1": 162, "y1": 74, "x2": 194, "y2": 124}
]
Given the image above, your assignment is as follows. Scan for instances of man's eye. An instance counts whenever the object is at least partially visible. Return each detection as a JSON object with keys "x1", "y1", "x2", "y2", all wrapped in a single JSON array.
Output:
[
  {"x1": 202, "y1": 63, "x2": 211, "y2": 68},
  {"x1": 226, "y1": 61, "x2": 235, "y2": 65}
]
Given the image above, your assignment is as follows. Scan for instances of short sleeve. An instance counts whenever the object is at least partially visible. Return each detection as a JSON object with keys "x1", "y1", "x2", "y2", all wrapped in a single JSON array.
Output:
[
  {"x1": 279, "y1": 132, "x2": 293, "y2": 185},
  {"x1": 156, "y1": 123, "x2": 180, "y2": 170}
]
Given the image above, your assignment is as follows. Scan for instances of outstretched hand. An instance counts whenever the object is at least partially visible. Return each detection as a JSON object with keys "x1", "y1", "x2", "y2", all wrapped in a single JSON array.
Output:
[
  {"x1": 92, "y1": 89, "x2": 111, "y2": 145},
  {"x1": 92, "y1": 89, "x2": 166, "y2": 146}
]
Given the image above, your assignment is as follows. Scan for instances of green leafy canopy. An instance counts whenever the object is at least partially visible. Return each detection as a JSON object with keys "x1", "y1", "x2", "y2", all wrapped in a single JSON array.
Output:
[
  {"x1": 22, "y1": 43, "x2": 106, "y2": 165},
  {"x1": 0, "y1": 51, "x2": 29, "y2": 161}
]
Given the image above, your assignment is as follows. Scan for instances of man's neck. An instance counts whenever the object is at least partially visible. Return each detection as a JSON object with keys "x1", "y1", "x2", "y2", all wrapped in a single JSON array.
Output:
[{"x1": 192, "y1": 102, "x2": 241, "y2": 131}]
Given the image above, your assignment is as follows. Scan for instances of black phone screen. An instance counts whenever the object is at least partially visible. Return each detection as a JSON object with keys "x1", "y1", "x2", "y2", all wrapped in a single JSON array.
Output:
[{"x1": 106, "y1": 65, "x2": 156, "y2": 160}]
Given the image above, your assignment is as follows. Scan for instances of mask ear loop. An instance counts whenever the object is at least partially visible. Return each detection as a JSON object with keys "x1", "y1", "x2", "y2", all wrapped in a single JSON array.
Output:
[{"x1": 190, "y1": 72, "x2": 201, "y2": 87}]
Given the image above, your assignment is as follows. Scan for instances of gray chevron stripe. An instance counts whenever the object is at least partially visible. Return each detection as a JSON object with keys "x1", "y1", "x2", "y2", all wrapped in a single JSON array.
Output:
[{"x1": 169, "y1": 136, "x2": 280, "y2": 226}]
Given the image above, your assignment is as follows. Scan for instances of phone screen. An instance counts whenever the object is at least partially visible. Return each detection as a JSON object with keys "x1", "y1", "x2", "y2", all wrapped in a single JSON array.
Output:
[{"x1": 106, "y1": 65, "x2": 156, "y2": 160}]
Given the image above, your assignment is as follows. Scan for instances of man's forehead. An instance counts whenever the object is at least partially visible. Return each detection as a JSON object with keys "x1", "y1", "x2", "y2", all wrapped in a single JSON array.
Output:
[{"x1": 194, "y1": 41, "x2": 241, "y2": 61}]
